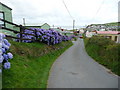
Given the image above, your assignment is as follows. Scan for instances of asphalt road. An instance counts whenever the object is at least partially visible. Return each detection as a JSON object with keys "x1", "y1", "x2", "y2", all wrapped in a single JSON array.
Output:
[{"x1": 47, "y1": 39, "x2": 119, "y2": 88}]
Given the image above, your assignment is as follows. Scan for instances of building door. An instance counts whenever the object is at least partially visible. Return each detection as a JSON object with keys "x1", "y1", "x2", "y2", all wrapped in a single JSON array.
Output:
[{"x1": 115, "y1": 36, "x2": 117, "y2": 41}]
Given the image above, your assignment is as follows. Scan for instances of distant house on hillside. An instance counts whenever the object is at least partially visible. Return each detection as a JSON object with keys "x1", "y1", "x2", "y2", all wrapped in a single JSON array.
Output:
[
  {"x1": 62, "y1": 30, "x2": 74, "y2": 36},
  {"x1": 86, "y1": 31, "x2": 97, "y2": 38},
  {"x1": 51, "y1": 27, "x2": 74, "y2": 36},
  {"x1": 97, "y1": 31, "x2": 120, "y2": 43},
  {"x1": 0, "y1": 2, "x2": 14, "y2": 35}
]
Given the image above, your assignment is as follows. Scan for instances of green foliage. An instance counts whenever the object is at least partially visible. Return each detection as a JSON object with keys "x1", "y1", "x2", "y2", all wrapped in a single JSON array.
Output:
[
  {"x1": 3, "y1": 41, "x2": 73, "y2": 88},
  {"x1": 118, "y1": 28, "x2": 120, "y2": 31},
  {"x1": 87, "y1": 36, "x2": 114, "y2": 46},
  {"x1": 106, "y1": 22, "x2": 118, "y2": 26},
  {"x1": 84, "y1": 36, "x2": 120, "y2": 76},
  {"x1": 73, "y1": 37, "x2": 77, "y2": 41}
]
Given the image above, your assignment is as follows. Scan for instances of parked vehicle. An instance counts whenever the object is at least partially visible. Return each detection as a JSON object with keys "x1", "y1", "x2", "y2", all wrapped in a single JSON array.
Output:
[
  {"x1": 79, "y1": 34, "x2": 83, "y2": 38},
  {"x1": 80, "y1": 36, "x2": 83, "y2": 38}
]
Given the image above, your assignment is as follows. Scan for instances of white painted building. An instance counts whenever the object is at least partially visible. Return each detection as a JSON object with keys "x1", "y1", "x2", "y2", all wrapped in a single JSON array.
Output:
[{"x1": 86, "y1": 31, "x2": 97, "y2": 38}]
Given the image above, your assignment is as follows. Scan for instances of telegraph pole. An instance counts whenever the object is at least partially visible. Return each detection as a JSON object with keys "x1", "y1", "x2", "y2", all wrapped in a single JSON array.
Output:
[
  {"x1": 53, "y1": 25, "x2": 54, "y2": 28},
  {"x1": 23, "y1": 18, "x2": 26, "y2": 26},
  {"x1": 73, "y1": 20, "x2": 75, "y2": 31}
]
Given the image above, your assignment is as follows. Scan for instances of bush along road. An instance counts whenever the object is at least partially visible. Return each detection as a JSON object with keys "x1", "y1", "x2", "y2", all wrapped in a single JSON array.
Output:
[{"x1": 84, "y1": 36, "x2": 120, "y2": 76}]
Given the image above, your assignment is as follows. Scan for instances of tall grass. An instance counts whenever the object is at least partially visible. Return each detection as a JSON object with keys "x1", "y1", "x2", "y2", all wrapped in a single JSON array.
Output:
[{"x1": 84, "y1": 36, "x2": 120, "y2": 76}]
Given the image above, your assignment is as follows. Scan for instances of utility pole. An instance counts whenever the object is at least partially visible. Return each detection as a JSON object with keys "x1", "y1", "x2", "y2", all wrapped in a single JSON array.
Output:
[
  {"x1": 73, "y1": 20, "x2": 75, "y2": 31},
  {"x1": 23, "y1": 18, "x2": 26, "y2": 26},
  {"x1": 53, "y1": 25, "x2": 54, "y2": 28}
]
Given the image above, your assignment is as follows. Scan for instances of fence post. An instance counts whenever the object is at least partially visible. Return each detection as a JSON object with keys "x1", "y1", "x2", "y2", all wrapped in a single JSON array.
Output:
[
  {"x1": 34, "y1": 29, "x2": 37, "y2": 41},
  {"x1": 20, "y1": 25, "x2": 24, "y2": 42}
]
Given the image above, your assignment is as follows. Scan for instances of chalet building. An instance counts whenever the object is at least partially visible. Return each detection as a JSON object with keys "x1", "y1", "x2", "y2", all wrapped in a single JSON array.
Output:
[
  {"x1": 0, "y1": 2, "x2": 12, "y2": 27},
  {"x1": 0, "y1": 2, "x2": 13, "y2": 35},
  {"x1": 97, "y1": 31, "x2": 120, "y2": 43}
]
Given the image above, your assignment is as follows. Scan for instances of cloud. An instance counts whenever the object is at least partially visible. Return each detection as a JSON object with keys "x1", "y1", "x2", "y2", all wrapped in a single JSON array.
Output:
[{"x1": 0, "y1": 0, "x2": 119, "y2": 29}]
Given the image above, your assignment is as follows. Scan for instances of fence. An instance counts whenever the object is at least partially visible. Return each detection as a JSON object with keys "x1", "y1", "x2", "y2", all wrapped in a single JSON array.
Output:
[{"x1": 0, "y1": 18, "x2": 37, "y2": 42}]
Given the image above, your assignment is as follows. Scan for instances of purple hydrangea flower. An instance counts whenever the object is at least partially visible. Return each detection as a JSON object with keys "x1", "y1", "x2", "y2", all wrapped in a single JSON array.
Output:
[
  {"x1": 3, "y1": 39, "x2": 11, "y2": 46},
  {"x1": 4, "y1": 62, "x2": 11, "y2": 69},
  {"x1": 0, "y1": 33, "x2": 5, "y2": 40},
  {"x1": 0, "y1": 56, "x2": 4, "y2": 63},
  {"x1": 1, "y1": 48, "x2": 5, "y2": 53},
  {"x1": 7, "y1": 53, "x2": 13, "y2": 59},
  {"x1": 16, "y1": 28, "x2": 73, "y2": 45},
  {"x1": 2, "y1": 43, "x2": 9, "y2": 50},
  {"x1": 3, "y1": 54, "x2": 9, "y2": 61}
]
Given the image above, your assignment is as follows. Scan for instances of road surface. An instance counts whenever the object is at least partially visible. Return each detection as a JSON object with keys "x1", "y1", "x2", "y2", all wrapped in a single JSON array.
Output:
[{"x1": 47, "y1": 39, "x2": 118, "y2": 88}]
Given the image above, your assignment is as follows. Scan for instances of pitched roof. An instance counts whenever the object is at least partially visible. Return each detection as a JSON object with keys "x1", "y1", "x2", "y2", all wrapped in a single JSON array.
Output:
[
  {"x1": 0, "y1": 2, "x2": 12, "y2": 10},
  {"x1": 97, "y1": 31, "x2": 120, "y2": 34},
  {"x1": 41, "y1": 23, "x2": 50, "y2": 27},
  {"x1": 25, "y1": 23, "x2": 50, "y2": 27}
]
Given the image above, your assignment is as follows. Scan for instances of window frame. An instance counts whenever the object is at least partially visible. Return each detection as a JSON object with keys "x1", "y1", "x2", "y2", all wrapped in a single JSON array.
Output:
[{"x1": 0, "y1": 11, "x2": 5, "y2": 27}]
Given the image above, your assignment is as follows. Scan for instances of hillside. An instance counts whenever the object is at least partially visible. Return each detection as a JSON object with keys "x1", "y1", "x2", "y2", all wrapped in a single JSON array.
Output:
[
  {"x1": 92, "y1": 22, "x2": 118, "y2": 26},
  {"x1": 105, "y1": 22, "x2": 118, "y2": 26}
]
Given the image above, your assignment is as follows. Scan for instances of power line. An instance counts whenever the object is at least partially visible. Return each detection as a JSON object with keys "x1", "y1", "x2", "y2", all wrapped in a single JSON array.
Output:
[
  {"x1": 62, "y1": 0, "x2": 74, "y2": 20},
  {"x1": 62, "y1": 0, "x2": 76, "y2": 31},
  {"x1": 91, "y1": 0, "x2": 105, "y2": 23}
]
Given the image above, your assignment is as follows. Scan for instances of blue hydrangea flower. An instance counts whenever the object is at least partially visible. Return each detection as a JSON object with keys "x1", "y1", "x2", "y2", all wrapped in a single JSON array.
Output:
[
  {"x1": 0, "y1": 33, "x2": 5, "y2": 40},
  {"x1": 0, "y1": 56, "x2": 4, "y2": 63},
  {"x1": 7, "y1": 52, "x2": 13, "y2": 59},
  {"x1": 3, "y1": 54, "x2": 8, "y2": 61},
  {"x1": 16, "y1": 28, "x2": 73, "y2": 45},
  {"x1": 4, "y1": 62, "x2": 11, "y2": 69},
  {"x1": 2, "y1": 43, "x2": 9, "y2": 50},
  {"x1": 1, "y1": 48, "x2": 5, "y2": 53},
  {"x1": 3, "y1": 39, "x2": 11, "y2": 46}
]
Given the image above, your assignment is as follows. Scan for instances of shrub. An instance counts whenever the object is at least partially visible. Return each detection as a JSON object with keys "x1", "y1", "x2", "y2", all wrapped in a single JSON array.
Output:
[
  {"x1": 84, "y1": 36, "x2": 120, "y2": 75},
  {"x1": 0, "y1": 33, "x2": 13, "y2": 70},
  {"x1": 16, "y1": 28, "x2": 75, "y2": 45}
]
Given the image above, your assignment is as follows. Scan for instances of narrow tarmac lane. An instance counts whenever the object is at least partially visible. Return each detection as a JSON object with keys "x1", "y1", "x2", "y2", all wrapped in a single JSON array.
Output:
[{"x1": 47, "y1": 39, "x2": 118, "y2": 88}]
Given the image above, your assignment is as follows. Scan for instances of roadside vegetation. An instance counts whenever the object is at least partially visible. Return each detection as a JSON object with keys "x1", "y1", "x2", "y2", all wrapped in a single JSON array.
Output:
[
  {"x1": 84, "y1": 36, "x2": 120, "y2": 76},
  {"x1": 3, "y1": 40, "x2": 73, "y2": 88}
]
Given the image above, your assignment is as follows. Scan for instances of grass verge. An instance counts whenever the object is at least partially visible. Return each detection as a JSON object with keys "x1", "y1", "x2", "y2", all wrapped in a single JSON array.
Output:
[
  {"x1": 84, "y1": 36, "x2": 120, "y2": 76},
  {"x1": 3, "y1": 41, "x2": 73, "y2": 88}
]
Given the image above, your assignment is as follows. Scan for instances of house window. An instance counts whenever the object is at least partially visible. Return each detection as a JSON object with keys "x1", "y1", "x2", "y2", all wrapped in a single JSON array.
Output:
[
  {"x1": 105, "y1": 36, "x2": 111, "y2": 39},
  {"x1": 0, "y1": 12, "x2": 5, "y2": 27}
]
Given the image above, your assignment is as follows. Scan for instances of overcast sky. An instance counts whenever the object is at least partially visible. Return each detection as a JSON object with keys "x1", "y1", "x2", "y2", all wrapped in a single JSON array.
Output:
[{"x1": 0, "y1": 0, "x2": 119, "y2": 29}]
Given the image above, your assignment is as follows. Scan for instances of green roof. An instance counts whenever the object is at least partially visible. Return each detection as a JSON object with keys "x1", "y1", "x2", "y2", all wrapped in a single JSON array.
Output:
[{"x1": 0, "y1": 2, "x2": 12, "y2": 10}]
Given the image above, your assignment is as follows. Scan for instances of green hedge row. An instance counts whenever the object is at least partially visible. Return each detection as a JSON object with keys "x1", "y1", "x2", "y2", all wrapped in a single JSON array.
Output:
[{"x1": 84, "y1": 36, "x2": 120, "y2": 76}]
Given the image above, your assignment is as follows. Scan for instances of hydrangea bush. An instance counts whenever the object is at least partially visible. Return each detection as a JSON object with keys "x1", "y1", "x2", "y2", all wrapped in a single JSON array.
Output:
[
  {"x1": 0, "y1": 33, "x2": 13, "y2": 70},
  {"x1": 16, "y1": 28, "x2": 76, "y2": 45}
]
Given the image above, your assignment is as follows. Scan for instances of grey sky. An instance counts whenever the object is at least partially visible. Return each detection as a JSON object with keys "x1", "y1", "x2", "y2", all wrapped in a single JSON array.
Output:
[{"x1": 0, "y1": 0, "x2": 119, "y2": 29}]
